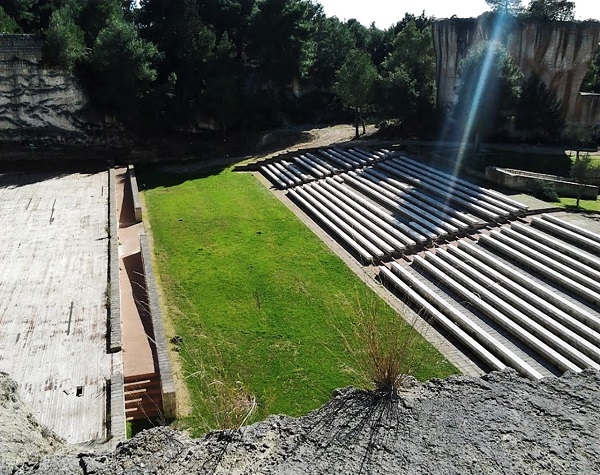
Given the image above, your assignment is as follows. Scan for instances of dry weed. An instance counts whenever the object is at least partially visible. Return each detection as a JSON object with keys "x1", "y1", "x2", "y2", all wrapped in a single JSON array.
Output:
[
  {"x1": 181, "y1": 335, "x2": 257, "y2": 433},
  {"x1": 332, "y1": 292, "x2": 424, "y2": 398}
]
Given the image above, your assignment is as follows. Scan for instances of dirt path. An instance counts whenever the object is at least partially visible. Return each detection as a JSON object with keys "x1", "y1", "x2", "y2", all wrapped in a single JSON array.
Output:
[
  {"x1": 253, "y1": 124, "x2": 379, "y2": 159},
  {"x1": 153, "y1": 124, "x2": 381, "y2": 175}
]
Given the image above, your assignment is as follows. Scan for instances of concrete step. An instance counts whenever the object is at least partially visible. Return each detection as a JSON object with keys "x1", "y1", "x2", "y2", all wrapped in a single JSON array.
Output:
[
  {"x1": 435, "y1": 248, "x2": 600, "y2": 365},
  {"x1": 413, "y1": 253, "x2": 582, "y2": 373},
  {"x1": 287, "y1": 188, "x2": 375, "y2": 263},
  {"x1": 479, "y1": 234, "x2": 600, "y2": 307},
  {"x1": 383, "y1": 263, "x2": 543, "y2": 379},
  {"x1": 457, "y1": 241, "x2": 600, "y2": 332},
  {"x1": 532, "y1": 216, "x2": 600, "y2": 255},
  {"x1": 124, "y1": 373, "x2": 163, "y2": 421}
]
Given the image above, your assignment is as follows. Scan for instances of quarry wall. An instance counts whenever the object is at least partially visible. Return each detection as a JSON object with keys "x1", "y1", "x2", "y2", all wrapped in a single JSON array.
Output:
[
  {"x1": 4, "y1": 369, "x2": 600, "y2": 474},
  {"x1": 0, "y1": 34, "x2": 99, "y2": 144},
  {"x1": 433, "y1": 17, "x2": 600, "y2": 127}
]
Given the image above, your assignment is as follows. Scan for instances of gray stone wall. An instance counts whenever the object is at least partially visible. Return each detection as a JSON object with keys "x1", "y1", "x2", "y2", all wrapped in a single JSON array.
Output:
[
  {"x1": 0, "y1": 34, "x2": 94, "y2": 141},
  {"x1": 486, "y1": 166, "x2": 598, "y2": 199},
  {"x1": 108, "y1": 373, "x2": 126, "y2": 449},
  {"x1": 108, "y1": 168, "x2": 122, "y2": 353},
  {"x1": 139, "y1": 234, "x2": 177, "y2": 419},
  {"x1": 0, "y1": 34, "x2": 43, "y2": 62}
]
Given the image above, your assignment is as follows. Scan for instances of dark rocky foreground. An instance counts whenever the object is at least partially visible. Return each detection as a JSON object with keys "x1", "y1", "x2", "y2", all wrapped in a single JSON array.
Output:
[
  {"x1": 4, "y1": 369, "x2": 600, "y2": 474},
  {"x1": 0, "y1": 374, "x2": 64, "y2": 469}
]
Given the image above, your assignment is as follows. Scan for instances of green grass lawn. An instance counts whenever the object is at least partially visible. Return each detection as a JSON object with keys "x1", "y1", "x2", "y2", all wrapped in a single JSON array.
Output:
[
  {"x1": 559, "y1": 197, "x2": 600, "y2": 212},
  {"x1": 139, "y1": 164, "x2": 457, "y2": 435}
]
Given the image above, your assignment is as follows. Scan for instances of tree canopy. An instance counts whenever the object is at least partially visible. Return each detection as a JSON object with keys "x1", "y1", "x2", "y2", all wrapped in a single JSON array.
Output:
[
  {"x1": 247, "y1": 0, "x2": 319, "y2": 87},
  {"x1": 453, "y1": 41, "x2": 523, "y2": 142},
  {"x1": 581, "y1": 50, "x2": 600, "y2": 94},
  {"x1": 4, "y1": 0, "x2": 586, "y2": 146},
  {"x1": 0, "y1": 6, "x2": 20, "y2": 33},
  {"x1": 526, "y1": 0, "x2": 575, "y2": 21},
  {"x1": 516, "y1": 74, "x2": 564, "y2": 141},
  {"x1": 377, "y1": 19, "x2": 436, "y2": 135},
  {"x1": 42, "y1": 5, "x2": 86, "y2": 71},
  {"x1": 87, "y1": 17, "x2": 158, "y2": 117},
  {"x1": 485, "y1": 0, "x2": 524, "y2": 16},
  {"x1": 333, "y1": 49, "x2": 378, "y2": 137}
]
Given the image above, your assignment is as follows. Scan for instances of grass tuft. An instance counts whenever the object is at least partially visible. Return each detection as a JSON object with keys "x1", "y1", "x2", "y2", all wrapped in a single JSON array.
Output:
[
  {"x1": 179, "y1": 333, "x2": 257, "y2": 432},
  {"x1": 332, "y1": 293, "x2": 428, "y2": 398}
]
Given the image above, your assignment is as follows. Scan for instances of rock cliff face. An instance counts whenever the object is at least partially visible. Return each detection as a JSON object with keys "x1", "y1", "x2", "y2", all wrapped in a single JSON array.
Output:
[
  {"x1": 575, "y1": 92, "x2": 600, "y2": 127},
  {"x1": 0, "y1": 35, "x2": 104, "y2": 145},
  {"x1": 0, "y1": 61, "x2": 88, "y2": 133},
  {"x1": 433, "y1": 17, "x2": 600, "y2": 126},
  {"x1": 5, "y1": 369, "x2": 600, "y2": 475}
]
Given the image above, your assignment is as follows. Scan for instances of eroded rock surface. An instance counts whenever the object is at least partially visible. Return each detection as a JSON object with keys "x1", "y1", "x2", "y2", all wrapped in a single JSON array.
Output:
[
  {"x1": 0, "y1": 62, "x2": 88, "y2": 133},
  {"x1": 6, "y1": 369, "x2": 600, "y2": 475},
  {"x1": 0, "y1": 35, "x2": 117, "y2": 148},
  {"x1": 0, "y1": 373, "x2": 64, "y2": 471}
]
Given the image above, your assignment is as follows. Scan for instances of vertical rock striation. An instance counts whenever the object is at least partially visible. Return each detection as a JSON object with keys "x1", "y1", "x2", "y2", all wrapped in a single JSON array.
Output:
[{"x1": 433, "y1": 17, "x2": 600, "y2": 126}]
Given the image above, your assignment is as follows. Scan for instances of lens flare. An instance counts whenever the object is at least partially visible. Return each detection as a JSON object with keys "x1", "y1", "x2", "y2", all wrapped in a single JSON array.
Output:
[
  {"x1": 455, "y1": 12, "x2": 509, "y2": 171},
  {"x1": 434, "y1": 11, "x2": 512, "y2": 212}
]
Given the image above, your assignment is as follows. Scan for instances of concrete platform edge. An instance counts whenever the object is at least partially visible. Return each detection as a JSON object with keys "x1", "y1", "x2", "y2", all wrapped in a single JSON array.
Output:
[
  {"x1": 128, "y1": 165, "x2": 143, "y2": 223},
  {"x1": 109, "y1": 168, "x2": 122, "y2": 352},
  {"x1": 139, "y1": 234, "x2": 177, "y2": 419},
  {"x1": 109, "y1": 372, "x2": 126, "y2": 449}
]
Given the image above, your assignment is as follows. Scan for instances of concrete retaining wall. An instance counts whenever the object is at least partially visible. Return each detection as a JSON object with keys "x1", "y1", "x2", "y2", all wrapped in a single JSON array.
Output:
[
  {"x1": 108, "y1": 168, "x2": 122, "y2": 352},
  {"x1": 486, "y1": 167, "x2": 598, "y2": 200},
  {"x1": 128, "y1": 166, "x2": 143, "y2": 222},
  {"x1": 109, "y1": 373, "x2": 126, "y2": 448},
  {"x1": 139, "y1": 234, "x2": 177, "y2": 419}
]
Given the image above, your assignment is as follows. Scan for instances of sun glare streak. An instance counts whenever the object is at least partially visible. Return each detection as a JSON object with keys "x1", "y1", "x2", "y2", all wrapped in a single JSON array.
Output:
[
  {"x1": 435, "y1": 11, "x2": 511, "y2": 214},
  {"x1": 455, "y1": 12, "x2": 509, "y2": 174}
]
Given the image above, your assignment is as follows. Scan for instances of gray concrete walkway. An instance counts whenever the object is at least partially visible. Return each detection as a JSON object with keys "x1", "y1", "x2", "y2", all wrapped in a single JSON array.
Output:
[{"x1": 0, "y1": 171, "x2": 122, "y2": 444}]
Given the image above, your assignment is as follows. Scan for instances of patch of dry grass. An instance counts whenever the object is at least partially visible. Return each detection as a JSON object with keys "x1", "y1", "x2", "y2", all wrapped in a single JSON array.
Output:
[
  {"x1": 180, "y1": 335, "x2": 257, "y2": 431},
  {"x1": 332, "y1": 293, "x2": 435, "y2": 398}
]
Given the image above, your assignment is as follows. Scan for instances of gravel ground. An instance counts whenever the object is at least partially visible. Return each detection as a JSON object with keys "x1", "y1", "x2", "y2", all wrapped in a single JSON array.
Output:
[{"x1": 6, "y1": 369, "x2": 600, "y2": 474}]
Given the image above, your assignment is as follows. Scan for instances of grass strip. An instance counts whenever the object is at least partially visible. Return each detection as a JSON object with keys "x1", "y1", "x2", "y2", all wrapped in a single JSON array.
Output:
[{"x1": 140, "y1": 164, "x2": 458, "y2": 435}]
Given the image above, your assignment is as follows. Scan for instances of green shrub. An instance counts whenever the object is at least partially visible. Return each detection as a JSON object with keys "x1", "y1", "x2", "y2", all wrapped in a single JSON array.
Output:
[
  {"x1": 43, "y1": 6, "x2": 86, "y2": 71},
  {"x1": 532, "y1": 180, "x2": 559, "y2": 202}
]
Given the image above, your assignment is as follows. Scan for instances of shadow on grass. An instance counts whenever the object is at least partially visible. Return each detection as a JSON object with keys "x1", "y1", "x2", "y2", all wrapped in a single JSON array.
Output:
[
  {"x1": 564, "y1": 204, "x2": 600, "y2": 213},
  {"x1": 136, "y1": 161, "x2": 231, "y2": 191}
]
